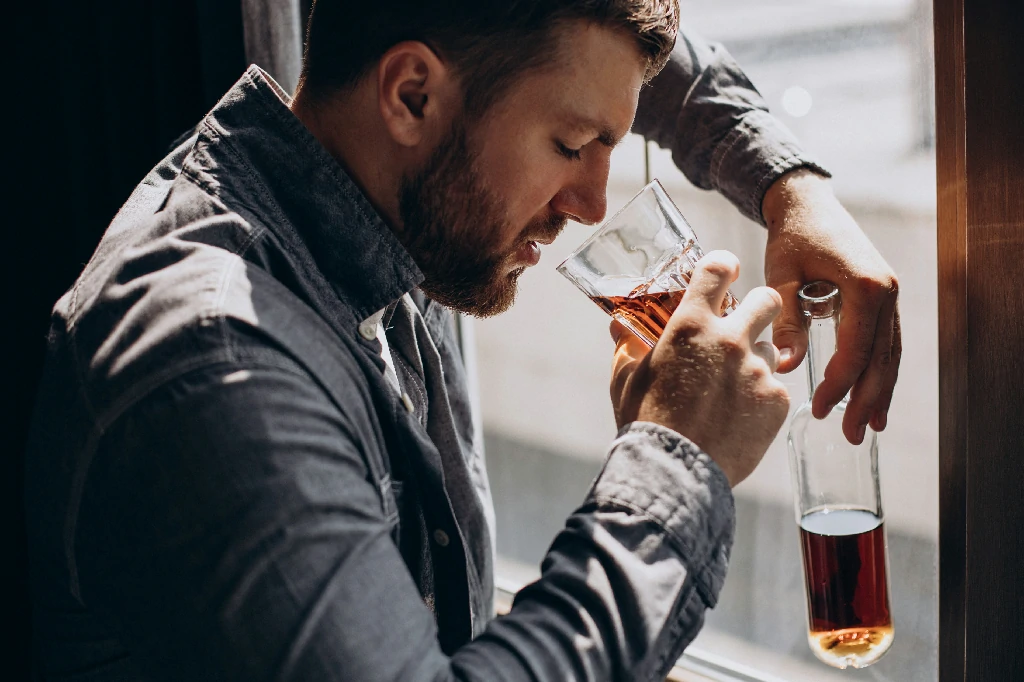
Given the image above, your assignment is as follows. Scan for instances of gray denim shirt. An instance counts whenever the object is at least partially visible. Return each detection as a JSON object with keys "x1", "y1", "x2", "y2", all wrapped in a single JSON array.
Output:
[{"x1": 27, "y1": 28, "x2": 824, "y2": 680}]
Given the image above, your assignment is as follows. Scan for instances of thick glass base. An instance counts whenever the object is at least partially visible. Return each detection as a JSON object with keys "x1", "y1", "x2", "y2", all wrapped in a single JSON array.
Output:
[{"x1": 808, "y1": 626, "x2": 894, "y2": 669}]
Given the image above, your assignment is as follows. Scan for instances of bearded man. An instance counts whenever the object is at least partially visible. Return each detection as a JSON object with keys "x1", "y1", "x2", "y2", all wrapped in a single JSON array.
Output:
[{"x1": 25, "y1": 1, "x2": 899, "y2": 680}]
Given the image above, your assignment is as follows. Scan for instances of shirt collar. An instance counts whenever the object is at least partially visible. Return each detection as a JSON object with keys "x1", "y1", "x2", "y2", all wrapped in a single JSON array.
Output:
[{"x1": 197, "y1": 65, "x2": 424, "y2": 322}]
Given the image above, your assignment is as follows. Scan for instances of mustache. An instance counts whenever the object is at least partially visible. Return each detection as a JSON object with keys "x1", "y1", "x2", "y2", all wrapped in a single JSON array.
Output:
[{"x1": 526, "y1": 214, "x2": 569, "y2": 244}]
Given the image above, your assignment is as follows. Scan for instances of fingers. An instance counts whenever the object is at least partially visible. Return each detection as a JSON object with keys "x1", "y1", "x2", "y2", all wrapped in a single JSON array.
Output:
[
  {"x1": 609, "y1": 319, "x2": 628, "y2": 345},
  {"x1": 810, "y1": 294, "x2": 879, "y2": 421},
  {"x1": 680, "y1": 251, "x2": 740, "y2": 317},
  {"x1": 728, "y1": 285, "x2": 783, "y2": 345},
  {"x1": 609, "y1": 319, "x2": 651, "y2": 428},
  {"x1": 839, "y1": 292, "x2": 898, "y2": 442},
  {"x1": 610, "y1": 319, "x2": 649, "y2": 371},
  {"x1": 868, "y1": 306, "x2": 901, "y2": 432},
  {"x1": 753, "y1": 340, "x2": 781, "y2": 374},
  {"x1": 770, "y1": 281, "x2": 809, "y2": 374}
]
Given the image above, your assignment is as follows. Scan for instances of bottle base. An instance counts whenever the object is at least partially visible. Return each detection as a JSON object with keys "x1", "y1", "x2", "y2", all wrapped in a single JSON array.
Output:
[{"x1": 808, "y1": 626, "x2": 894, "y2": 669}]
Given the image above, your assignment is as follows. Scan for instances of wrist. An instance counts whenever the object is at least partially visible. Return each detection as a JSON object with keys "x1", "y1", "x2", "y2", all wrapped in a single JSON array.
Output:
[{"x1": 761, "y1": 167, "x2": 833, "y2": 233}]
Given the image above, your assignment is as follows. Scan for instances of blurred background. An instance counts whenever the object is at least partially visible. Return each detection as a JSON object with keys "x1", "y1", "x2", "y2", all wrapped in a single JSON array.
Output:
[{"x1": 478, "y1": 1, "x2": 937, "y2": 680}]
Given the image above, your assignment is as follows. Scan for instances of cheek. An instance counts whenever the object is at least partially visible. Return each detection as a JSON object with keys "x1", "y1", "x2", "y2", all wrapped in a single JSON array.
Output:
[
  {"x1": 486, "y1": 149, "x2": 566, "y2": 223},
  {"x1": 471, "y1": 116, "x2": 570, "y2": 242}
]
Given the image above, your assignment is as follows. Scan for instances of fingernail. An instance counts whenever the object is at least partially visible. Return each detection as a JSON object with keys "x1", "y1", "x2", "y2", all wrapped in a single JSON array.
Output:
[
  {"x1": 779, "y1": 348, "x2": 793, "y2": 364},
  {"x1": 856, "y1": 425, "x2": 866, "y2": 443}
]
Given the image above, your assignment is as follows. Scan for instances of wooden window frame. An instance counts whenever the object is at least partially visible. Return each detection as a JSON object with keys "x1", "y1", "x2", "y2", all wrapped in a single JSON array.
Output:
[{"x1": 935, "y1": 0, "x2": 1024, "y2": 680}]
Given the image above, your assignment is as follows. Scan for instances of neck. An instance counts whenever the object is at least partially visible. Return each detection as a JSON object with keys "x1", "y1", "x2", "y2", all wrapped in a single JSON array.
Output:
[
  {"x1": 289, "y1": 85, "x2": 404, "y2": 229},
  {"x1": 805, "y1": 311, "x2": 839, "y2": 400}
]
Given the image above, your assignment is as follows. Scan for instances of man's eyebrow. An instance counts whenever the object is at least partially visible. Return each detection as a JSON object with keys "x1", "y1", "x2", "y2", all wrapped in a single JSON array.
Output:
[{"x1": 596, "y1": 128, "x2": 621, "y2": 149}]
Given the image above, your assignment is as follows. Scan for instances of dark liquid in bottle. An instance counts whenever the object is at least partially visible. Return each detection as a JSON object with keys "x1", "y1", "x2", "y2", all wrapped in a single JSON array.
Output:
[
  {"x1": 590, "y1": 290, "x2": 684, "y2": 348},
  {"x1": 799, "y1": 509, "x2": 894, "y2": 668}
]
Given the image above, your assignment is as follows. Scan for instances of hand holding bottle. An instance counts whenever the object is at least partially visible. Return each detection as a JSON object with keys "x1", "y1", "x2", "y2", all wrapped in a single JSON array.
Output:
[{"x1": 609, "y1": 251, "x2": 790, "y2": 487}]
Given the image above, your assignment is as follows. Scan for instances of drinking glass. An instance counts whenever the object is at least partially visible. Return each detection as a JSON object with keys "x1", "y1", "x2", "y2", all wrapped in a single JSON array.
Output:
[{"x1": 556, "y1": 179, "x2": 737, "y2": 348}]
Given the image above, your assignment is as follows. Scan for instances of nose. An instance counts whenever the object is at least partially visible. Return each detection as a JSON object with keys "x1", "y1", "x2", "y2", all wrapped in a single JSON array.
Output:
[{"x1": 550, "y1": 157, "x2": 609, "y2": 226}]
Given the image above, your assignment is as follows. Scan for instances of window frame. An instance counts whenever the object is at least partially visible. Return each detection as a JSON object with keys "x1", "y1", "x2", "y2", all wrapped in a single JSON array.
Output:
[{"x1": 935, "y1": 0, "x2": 1024, "y2": 679}]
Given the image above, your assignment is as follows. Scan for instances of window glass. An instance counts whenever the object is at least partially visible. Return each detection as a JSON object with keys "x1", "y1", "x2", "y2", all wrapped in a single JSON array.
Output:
[{"x1": 477, "y1": 1, "x2": 937, "y2": 679}]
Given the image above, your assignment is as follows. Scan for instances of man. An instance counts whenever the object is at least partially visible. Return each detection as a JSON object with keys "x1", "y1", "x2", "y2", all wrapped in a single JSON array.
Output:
[{"x1": 26, "y1": 1, "x2": 899, "y2": 680}]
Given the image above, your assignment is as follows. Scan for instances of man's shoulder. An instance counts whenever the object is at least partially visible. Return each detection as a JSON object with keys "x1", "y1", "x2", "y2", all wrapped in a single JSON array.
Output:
[{"x1": 50, "y1": 177, "x2": 347, "y2": 430}]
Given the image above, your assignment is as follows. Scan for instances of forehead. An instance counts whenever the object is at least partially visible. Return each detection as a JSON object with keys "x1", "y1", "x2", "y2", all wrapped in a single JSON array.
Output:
[{"x1": 483, "y1": 23, "x2": 647, "y2": 141}]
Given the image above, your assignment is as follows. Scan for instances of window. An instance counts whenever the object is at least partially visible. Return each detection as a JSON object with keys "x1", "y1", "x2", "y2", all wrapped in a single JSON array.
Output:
[{"x1": 476, "y1": 1, "x2": 938, "y2": 679}]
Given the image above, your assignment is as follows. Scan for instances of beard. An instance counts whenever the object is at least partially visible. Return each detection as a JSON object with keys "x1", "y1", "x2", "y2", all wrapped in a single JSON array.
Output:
[{"x1": 397, "y1": 118, "x2": 565, "y2": 318}]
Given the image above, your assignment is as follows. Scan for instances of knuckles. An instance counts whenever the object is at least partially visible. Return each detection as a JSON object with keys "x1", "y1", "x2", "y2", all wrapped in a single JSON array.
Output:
[
  {"x1": 764, "y1": 384, "x2": 791, "y2": 425},
  {"x1": 696, "y1": 252, "x2": 740, "y2": 280},
  {"x1": 770, "y1": 383, "x2": 791, "y2": 410},
  {"x1": 666, "y1": 312, "x2": 705, "y2": 339},
  {"x1": 747, "y1": 361, "x2": 770, "y2": 384},
  {"x1": 850, "y1": 271, "x2": 900, "y2": 301},
  {"x1": 699, "y1": 262, "x2": 734, "y2": 281},
  {"x1": 718, "y1": 332, "x2": 747, "y2": 361}
]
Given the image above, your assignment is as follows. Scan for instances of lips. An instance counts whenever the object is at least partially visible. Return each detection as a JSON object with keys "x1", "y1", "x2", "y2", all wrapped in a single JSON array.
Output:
[
  {"x1": 517, "y1": 240, "x2": 542, "y2": 266},
  {"x1": 514, "y1": 218, "x2": 564, "y2": 267}
]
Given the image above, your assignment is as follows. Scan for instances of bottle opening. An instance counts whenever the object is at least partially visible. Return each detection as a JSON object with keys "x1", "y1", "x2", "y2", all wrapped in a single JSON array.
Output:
[{"x1": 799, "y1": 281, "x2": 840, "y2": 319}]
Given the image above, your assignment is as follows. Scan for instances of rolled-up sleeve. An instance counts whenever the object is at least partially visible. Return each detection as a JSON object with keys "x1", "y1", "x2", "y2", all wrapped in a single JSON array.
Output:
[
  {"x1": 634, "y1": 24, "x2": 831, "y2": 225},
  {"x1": 76, "y1": 352, "x2": 734, "y2": 681}
]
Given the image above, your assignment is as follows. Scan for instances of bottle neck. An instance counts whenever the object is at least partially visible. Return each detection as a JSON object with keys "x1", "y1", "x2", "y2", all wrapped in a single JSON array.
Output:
[{"x1": 805, "y1": 311, "x2": 839, "y2": 399}]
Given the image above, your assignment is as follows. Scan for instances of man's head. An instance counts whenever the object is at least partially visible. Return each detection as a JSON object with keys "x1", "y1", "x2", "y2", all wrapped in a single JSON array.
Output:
[{"x1": 294, "y1": 1, "x2": 678, "y2": 316}]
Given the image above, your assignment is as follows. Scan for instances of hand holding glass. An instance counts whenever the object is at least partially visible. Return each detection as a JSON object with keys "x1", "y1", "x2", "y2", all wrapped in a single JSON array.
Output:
[{"x1": 557, "y1": 179, "x2": 738, "y2": 348}]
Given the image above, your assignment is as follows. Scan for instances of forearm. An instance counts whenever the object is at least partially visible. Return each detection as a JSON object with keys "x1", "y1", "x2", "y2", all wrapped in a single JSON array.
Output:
[
  {"x1": 634, "y1": 23, "x2": 829, "y2": 225},
  {"x1": 458, "y1": 423, "x2": 735, "y2": 680}
]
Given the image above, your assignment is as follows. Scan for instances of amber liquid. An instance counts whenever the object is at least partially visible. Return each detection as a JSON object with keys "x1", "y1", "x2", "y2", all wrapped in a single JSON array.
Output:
[
  {"x1": 591, "y1": 282, "x2": 736, "y2": 348},
  {"x1": 799, "y1": 509, "x2": 894, "y2": 668},
  {"x1": 586, "y1": 242, "x2": 738, "y2": 346},
  {"x1": 591, "y1": 290, "x2": 684, "y2": 348}
]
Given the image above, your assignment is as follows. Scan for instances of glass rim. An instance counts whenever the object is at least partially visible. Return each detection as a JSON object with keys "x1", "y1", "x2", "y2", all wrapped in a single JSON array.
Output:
[
  {"x1": 798, "y1": 280, "x2": 840, "y2": 303},
  {"x1": 798, "y1": 281, "x2": 841, "y2": 319},
  {"x1": 555, "y1": 178, "x2": 669, "y2": 274}
]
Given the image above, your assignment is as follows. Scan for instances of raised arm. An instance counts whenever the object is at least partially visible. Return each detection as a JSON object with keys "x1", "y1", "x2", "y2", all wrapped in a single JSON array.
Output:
[
  {"x1": 633, "y1": 23, "x2": 828, "y2": 225},
  {"x1": 634, "y1": 25, "x2": 901, "y2": 443}
]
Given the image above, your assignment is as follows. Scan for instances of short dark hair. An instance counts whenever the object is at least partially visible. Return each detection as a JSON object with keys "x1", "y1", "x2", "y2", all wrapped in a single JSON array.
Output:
[{"x1": 299, "y1": 1, "x2": 679, "y2": 117}]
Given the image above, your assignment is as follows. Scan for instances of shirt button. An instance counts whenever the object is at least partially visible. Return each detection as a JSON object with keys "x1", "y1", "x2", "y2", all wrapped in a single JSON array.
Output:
[
  {"x1": 433, "y1": 529, "x2": 450, "y2": 547},
  {"x1": 358, "y1": 323, "x2": 376, "y2": 341},
  {"x1": 401, "y1": 393, "x2": 415, "y2": 413}
]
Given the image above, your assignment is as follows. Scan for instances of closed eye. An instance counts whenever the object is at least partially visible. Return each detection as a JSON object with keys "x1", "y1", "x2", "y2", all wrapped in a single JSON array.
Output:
[{"x1": 556, "y1": 141, "x2": 583, "y2": 161}]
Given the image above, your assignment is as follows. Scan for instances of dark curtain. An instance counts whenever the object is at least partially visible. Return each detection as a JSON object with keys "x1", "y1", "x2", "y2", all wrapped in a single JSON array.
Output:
[{"x1": 7, "y1": 2, "x2": 248, "y2": 677}]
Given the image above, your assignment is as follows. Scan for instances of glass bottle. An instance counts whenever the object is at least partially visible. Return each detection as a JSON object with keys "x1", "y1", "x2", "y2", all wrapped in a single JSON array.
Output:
[{"x1": 787, "y1": 281, "x2": 894, "y2": 669}]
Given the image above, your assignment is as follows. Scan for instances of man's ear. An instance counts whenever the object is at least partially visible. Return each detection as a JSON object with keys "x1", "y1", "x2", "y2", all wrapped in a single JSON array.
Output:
[{"x1": 377, "y1": 41, "x2": 454, "y2": 148}]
